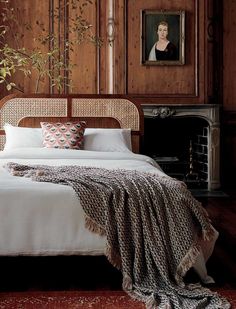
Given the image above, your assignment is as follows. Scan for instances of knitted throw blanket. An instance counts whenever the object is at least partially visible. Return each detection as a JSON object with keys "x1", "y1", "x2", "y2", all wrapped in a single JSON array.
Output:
[{"x1": 5, "y1": 162, "x2": 231, "y2": 309}]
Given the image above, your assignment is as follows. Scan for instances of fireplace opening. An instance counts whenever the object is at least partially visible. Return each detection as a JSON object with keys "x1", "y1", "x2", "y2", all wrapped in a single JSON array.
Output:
[{"x1": 143, "y1": 116, "x2": 209, "y2": 189}]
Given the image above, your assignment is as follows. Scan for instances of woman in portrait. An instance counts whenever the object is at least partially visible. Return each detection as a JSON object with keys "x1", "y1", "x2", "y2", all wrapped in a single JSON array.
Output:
[{"x1": 148, "y1": 21, "x2": 178, "y2": 61}]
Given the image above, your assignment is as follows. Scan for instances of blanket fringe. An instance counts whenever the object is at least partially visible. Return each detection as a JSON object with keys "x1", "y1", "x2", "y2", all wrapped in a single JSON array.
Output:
[
  {"x1": 146, "y1": 293, "x2": 159, "y2": 309},
  {"x1": 175, "y1": 224, "x2": 217, "y2": 285},
  {"x1": 202, "y1": 226, "x2": 216, "y2": 241},
  {"x1": 124, "y1": 283, "x2": 159, "y2": 309},
  {"x1": 105, "y1": 245, "x2": 122, "y2": 270},
  {"x1": 122, "y1": 273, "x2": 133, "y2": 291},
  {"x1": 84, "y1": 216, "x2": 106, "y2": 237},
  {"x1": 175, "y1": 244, "x2": 200, "y2": 285},
  {"x1": 127, "y1": 289, "x2": 159, "y2": 309}
]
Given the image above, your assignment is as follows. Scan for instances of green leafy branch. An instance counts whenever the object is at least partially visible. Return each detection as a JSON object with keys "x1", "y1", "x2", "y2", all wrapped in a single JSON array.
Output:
[{"x1": 0, "y1": 0, "x2": 102, "y2": 93}]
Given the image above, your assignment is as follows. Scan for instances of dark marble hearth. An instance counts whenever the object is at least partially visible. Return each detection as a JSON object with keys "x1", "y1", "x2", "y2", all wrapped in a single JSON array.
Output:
[{"x1": 191, "y1": 189, "x2": 228, "y2": 197}]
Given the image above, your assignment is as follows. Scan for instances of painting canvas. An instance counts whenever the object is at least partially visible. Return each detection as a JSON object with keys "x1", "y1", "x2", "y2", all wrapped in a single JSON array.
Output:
[{"x1": 141, "y1": 10, "x2": 185, "y2": 65}]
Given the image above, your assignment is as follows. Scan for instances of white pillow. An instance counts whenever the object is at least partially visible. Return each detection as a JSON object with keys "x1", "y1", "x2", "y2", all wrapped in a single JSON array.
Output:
[
  {"x1": 83, "y1": 128, "x2": 132, "y2": 152},
  {"x1": 3, "y1": 125, "x2": 132, "y2": 152},
  {"x1": 3, "y1": 124, "x2": 43, "y2": 150}
]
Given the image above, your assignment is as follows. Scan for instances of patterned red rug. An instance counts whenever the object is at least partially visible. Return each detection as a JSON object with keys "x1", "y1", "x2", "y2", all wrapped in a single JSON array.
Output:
[{"x1": 0, "y1": 289, "x2": 235, "y2": 308}]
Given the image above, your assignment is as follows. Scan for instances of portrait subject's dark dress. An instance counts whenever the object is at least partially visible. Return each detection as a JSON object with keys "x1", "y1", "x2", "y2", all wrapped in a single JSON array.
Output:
[{"x1": 155, "y1": 42, "x2": 178, "y2": 61}]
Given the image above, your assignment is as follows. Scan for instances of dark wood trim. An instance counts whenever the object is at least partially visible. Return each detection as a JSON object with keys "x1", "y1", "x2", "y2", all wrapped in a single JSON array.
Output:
[
  {"x1": 195, "y1": 0, "x2": 199, "y2": 97},
  {"x1": 63, "y1": 0, "x2": 69, "y2": 94},
  {"x1": 67, "y1": 96, "x2": 72, "y2": 118},
  {"x1": 96, "y1": 0, "x2": 101, "y2": 94},
  {"x1": 58, "y1": 0, "x2": 62, "y2": 93},
  {"x1": 49, "y1": 0, "x2": 55, "y2": 94}
]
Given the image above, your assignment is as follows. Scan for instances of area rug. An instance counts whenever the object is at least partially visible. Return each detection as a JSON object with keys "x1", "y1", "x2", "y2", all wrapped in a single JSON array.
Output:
[
  {"x1": 0, "y1": 289, "x2": 235, "y2": 309},
  {"x1": 0, "y1": 291, "x2": 144, "y2": 309}
]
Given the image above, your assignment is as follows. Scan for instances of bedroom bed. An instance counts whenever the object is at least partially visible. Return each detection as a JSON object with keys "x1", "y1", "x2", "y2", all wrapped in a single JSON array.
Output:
[
  {"x1": 0, "y1": 94, "x2": 230, "y2": 309},
  {"x1": 0, "y1": 94, "x2": 147, "y2": 256}
]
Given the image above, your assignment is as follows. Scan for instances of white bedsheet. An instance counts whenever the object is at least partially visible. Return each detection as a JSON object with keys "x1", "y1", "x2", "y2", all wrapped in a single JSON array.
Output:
[
  {"x1": 0, "y1": 148, "x2": 217, "y2": 283},
  {"x1": 0, "y1": 148, "x2": 165, "y2": 256}
]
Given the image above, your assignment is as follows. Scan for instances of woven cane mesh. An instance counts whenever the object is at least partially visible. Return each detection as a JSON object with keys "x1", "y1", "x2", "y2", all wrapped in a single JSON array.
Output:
[
  {"x1": 0, "y1": 136, "x2": 5, "y2": 151},
  {"x1": 72, "y1": 99, "x2": 140, "y2": 130},
  {"x1": 0, "y1": 98, "x2": 67, "y2": 128}
]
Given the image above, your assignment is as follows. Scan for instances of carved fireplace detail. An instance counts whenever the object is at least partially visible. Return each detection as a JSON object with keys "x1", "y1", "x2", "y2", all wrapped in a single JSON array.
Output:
[{"x1": 142, "y1": 104, "x2": 220, "y2": 191}]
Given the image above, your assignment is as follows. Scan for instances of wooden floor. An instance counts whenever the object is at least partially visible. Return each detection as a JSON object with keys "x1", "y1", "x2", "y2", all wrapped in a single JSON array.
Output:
[
  {"x1": 198, "y1": 190, "x2": 236, "y2": 289},
  {"x1": 0, "y1": 191, "x2": 235, "y2": 292}
]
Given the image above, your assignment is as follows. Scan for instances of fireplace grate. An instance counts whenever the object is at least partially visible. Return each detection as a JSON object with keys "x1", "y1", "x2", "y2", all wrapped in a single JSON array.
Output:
[
  {"x1": 144, "y1": 118, "x2": 210, "y2": 190},
  {"x1": 142, "y1": 104, "x2": 220, "y2": 191},
  {"x1": 152, "y1": 156, "x2": 208, "y2": 189}
]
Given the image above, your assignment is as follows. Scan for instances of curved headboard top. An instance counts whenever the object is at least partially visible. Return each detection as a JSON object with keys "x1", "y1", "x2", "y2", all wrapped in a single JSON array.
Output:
[{"x1": 0, "y1": 94, "x2": 144, "y2": 153}]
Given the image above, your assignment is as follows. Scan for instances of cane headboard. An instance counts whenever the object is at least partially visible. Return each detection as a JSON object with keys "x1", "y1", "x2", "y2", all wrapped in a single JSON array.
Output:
[{"x1": 0, "y1": 94, "x2": 144, "y2": 153}]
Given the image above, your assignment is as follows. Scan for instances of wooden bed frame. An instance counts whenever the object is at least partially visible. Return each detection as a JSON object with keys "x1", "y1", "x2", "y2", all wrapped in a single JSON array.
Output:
[{"x1": 0, "y1": 94, "x2": 144, "y2": 153}]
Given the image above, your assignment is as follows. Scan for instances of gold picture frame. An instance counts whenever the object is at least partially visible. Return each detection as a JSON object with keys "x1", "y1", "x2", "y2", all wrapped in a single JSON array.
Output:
[{"x1": 141, "y1": 10, "x2": 185, "y2": 65}]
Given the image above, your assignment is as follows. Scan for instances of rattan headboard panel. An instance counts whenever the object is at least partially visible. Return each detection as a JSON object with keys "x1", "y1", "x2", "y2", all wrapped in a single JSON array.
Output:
[
  {"x1": 0, "y1": 97, "x2": 67, "y2": 127},
  {"x1": 0, "y1": 95, "x2": 143, "y2": 152},
  {"x1": 71, "y1": 98, "x2": 140, "y2": 131},
  {"x1": 0, "y1": 97, "x2": 68, "y2": 152}
]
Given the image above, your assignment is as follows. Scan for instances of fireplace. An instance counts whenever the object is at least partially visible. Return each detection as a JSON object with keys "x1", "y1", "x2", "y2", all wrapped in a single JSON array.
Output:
[{"x1": 142, "y1": 104, "x2": 220, "y2": 191}]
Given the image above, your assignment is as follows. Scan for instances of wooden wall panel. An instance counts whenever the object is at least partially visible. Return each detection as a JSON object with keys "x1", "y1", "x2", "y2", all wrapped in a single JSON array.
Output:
[
  {"x1": 0, "y1": 0, "x2": 50, "y2": 94},
  {"x1": 114, "y1": 1, "x2": 126, "y2": 94},
  {"x1": 0, "y1": 0, "x2": 220, "y2": 102},
  {"x1": 0, "y1": 0, "x2": 99, "y2": 96},
  {"x1": 97, "y1": 0, "x2": 107, "y2": 94},
  {"x1": 126, "y1": 0, "x2": 204, "y2": 102},
  {"x1": 223, "y1": 0, "x2": 236, "y2": 111},
  {"x1": 0, "y1": 0, "x2": 218, "y2": 103},
  {"x1": 69, "y1": 1, "x2": 98, "y2": 94},
  {"x1": 205, "y1": 0, "x2": 222, "y2": 105},
  {"x1": 222, "y1": 0, "x2": 236, "y2": 186}
]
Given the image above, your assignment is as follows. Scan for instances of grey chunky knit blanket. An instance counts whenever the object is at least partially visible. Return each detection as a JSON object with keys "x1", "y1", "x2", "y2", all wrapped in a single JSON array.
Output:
[{"x1": 6, "y1": 162, "x2": 231, "y2": 309}]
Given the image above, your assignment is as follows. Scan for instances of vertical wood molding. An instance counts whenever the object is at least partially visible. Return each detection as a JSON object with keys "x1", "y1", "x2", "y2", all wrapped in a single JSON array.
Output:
[
  {"x1": 49, "y1": 0, "x2": 70, "y2": 94},
  {"x1": 195, "y1": 0, "x2": 199, "y2": 97},
  {"x1": 206, "y1": 0, "x2": 223, "y2": 104},
  {"x1": 124, "y1": 0, "x2": 127, "y2": 94},
  {"x1": 49, "y1": 0, "x2": 55, "y2": 94},
  {"x1": 107, "y1": 0, "x2": 115, "y2": 94},
  {"x1": 113, "y1": 0, "x2": 127, "y2": 94},
  {"x1": 63, "y1": 0, "x2": 69, "y2": 94},
  {"x1": 96, "y1": 1, "x2": 101, "y2": 94}
]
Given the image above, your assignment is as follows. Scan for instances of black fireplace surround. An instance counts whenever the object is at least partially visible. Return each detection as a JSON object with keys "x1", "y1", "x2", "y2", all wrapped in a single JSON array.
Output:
[{"x1": 142, "y1": 104, "x2": 220, "y2": 192}]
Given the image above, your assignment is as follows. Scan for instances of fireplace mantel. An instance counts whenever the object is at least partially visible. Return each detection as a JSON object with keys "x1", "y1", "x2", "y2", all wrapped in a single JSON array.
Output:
[{"x1": 142, "y1": 104, "x2": 220, "y2": 191}]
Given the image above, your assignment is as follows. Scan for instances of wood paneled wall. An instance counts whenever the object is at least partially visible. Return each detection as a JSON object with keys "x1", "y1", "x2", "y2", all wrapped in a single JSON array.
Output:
[
  {"x1": 69, "y1": 1, "x2": 98, "y2": 94},
  {"x1": 1, "y1": 0, "x2": 235, "y2": 187},
  {"x1": 0, "y1": 0, "x2": 50, "y2": 95},
  {"x1": 127, "y1": 1, "x2": 199, "y2": 98},
  {"x1": 0, "y1": 0, "x2": 220, "y2": 104},
  {"x1": 109, "y1": 0, "x2": 221, "y2": 105},
  {"x1": 222, "y1": 0, "x2": 236, "y2": 187},
  {"x1": 223, "y1": 1, "x2": 236, "y2": 112},
  {"x1": 0, "y1": 0, "x2": 99, "y2": 95}
]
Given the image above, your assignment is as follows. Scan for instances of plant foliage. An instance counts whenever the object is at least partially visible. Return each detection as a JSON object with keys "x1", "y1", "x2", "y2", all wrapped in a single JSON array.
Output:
[{"x1": 0, "y1": 0, "x2": 101, "y2": 93}]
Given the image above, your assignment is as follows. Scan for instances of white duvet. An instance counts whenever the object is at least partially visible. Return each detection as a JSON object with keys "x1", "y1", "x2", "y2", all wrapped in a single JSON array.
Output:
[
  {"x1": 0, "y1": 148, "x2": 216, "y2": 283},
  {"x1": 0, "y1": 148, "x2": 165, "y2": 256}
]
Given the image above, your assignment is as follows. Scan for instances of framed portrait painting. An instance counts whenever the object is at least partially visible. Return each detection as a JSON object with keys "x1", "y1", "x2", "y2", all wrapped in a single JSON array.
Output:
[{"x1": 141, "y1": 10, "x2": 185, "y2": 65}]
